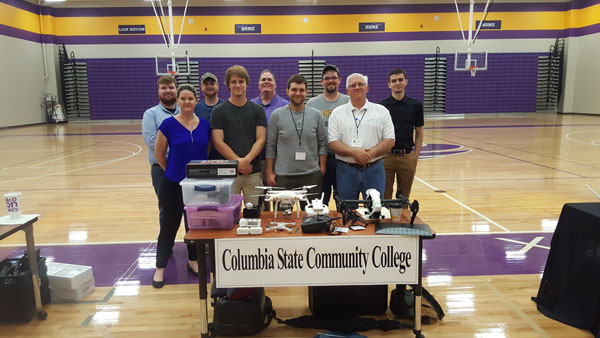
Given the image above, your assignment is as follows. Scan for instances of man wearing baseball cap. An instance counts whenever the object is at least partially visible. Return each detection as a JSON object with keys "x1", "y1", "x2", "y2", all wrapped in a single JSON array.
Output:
[
  {"x1": 195, "y1": 72, "x2": 225, "y2": 159},
  {"x1": 306, "y1": 65, "x2": 349, "y2": 206}
]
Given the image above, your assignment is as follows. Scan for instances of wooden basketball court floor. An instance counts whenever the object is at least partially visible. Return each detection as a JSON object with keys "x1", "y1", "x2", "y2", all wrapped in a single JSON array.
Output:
[{"x1": 1, "y1": 113, "x2": 599, "y2": 337}]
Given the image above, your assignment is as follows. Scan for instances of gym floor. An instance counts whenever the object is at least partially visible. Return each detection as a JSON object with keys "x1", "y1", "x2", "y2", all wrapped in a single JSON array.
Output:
[{"x1": 1, "y1": 113, "x2": 598, "y2": 337}]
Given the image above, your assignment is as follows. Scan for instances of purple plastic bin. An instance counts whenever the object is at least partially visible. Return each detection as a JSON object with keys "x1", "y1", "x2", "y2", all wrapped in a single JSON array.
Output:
[{"x1": 185, "y1": 194, "x2": 243, "y2": 230}]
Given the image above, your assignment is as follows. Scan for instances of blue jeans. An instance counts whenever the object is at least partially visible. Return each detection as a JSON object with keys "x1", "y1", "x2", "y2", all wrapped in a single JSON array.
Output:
[{"x1": 336, "y1": 159, "x2": 385, "y2": 208}]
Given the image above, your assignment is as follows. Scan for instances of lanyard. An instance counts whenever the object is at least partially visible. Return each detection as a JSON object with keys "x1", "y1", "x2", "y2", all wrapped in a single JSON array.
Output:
[
  {"x1": 352, "y1": 108, "x2": 367, "y2": 137},
  {"x1": 289, "y1": 106, "x2": 305, "y2": 147}
]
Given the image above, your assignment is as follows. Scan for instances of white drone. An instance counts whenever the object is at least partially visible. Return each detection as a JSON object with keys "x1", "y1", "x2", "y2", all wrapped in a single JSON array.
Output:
[
  {"x1": 255, "y1": 185, "x2": 317, "y2": 218},
  {"x1": 305, "y1": 193, "x2": 330, "y2": 216}
]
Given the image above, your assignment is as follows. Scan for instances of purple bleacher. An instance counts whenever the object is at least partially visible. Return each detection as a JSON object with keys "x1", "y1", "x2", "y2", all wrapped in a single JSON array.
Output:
[{"x1": 81, "y1": 52, "x2": 544, "y2": 120}]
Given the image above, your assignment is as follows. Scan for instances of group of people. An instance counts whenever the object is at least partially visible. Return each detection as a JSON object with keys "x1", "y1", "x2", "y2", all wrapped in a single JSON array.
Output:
[{"x1": 142, "y1": 64, "x2": 424, "y2": 288}]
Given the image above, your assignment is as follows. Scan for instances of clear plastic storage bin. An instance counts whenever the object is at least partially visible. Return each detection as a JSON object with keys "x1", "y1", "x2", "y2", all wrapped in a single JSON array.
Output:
[
  {"x1": 180, "y1": 178, "x2": 234, "y2": 205},
  {"x1": 184, "y1": 194, "x2": 243, "y2": 230}
]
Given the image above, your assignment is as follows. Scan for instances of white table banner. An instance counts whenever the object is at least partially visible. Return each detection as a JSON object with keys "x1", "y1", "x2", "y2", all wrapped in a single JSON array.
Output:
[{"x1": 215, "y1": 235, "x2": 419, "y2": 287}]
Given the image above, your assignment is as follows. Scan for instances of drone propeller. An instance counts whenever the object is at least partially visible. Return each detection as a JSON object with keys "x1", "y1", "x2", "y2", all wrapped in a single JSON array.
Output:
[
  {"x1": 292, "y1": 185, "x2": 317, "y2": 190},
  {"x1": 255, "y1": 186, "x2": 285, "y2": 190}
]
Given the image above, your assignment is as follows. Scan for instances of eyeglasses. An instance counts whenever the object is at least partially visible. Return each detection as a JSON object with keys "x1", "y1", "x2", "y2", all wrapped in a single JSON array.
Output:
[
  {"x1": 323, "y1": 76, "x2": 339, "y2": 82},
  {"x1": 348, "y1": 83, "x2": 366, "y2": 89}
]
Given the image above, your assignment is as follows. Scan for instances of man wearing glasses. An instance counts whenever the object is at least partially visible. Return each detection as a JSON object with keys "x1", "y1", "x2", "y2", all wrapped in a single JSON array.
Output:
[
  {"x1": 328, "y1": 73, "x2": 395, "y2": 203},
  {"x1": 306, "y1": 65, "x2": 349, "y2": 206}
]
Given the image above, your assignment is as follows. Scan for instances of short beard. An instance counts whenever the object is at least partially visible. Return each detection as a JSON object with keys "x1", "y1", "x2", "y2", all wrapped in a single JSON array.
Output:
[
  {"x1": 160, "y1": 97, "x2": 176, "y2": 106},
  {"x1": 325, "y1": 86, "x2": 337, "y2": 94}
]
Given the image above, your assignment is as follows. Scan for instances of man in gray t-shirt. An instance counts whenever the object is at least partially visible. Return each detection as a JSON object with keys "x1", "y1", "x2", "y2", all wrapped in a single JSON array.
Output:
[
  {"x1": 266, "y1": 74, "x2": 327, "y2": 205},
  {"x1": 306, "y1": 65, "x2": 350, "y2": 206}
]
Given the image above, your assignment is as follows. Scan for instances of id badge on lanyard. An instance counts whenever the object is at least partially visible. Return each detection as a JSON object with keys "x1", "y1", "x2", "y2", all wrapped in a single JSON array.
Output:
[
  {"x1": 295, "y1": 151, "x2": 306, "y2": 160},
  {"x1": 351, "y1": 139, "x2": 363, "y2": 148}
]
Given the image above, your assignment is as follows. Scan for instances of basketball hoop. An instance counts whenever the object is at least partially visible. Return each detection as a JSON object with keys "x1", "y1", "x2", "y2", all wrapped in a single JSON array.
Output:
[
  {"x1": 168, "y1": 70, "x2": 176, "y2": 77},
  {"x1": 453, "y1": 0, "x2": 492, "y2": 78},
  {"x1": 469, "y1": 66, "x2": 478, "y2": 77}
]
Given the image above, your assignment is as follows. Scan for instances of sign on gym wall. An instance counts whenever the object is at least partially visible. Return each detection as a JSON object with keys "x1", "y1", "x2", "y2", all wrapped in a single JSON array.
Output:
[
  {"x1": 359, "y1": 22, "x2": 385, "y2": 32},
  {"x1": 235, "y1": 24, "x2": 262, "y2": 34},
  {"x1": 118, "y1": 25, "x2": 146, "y2": 34}
]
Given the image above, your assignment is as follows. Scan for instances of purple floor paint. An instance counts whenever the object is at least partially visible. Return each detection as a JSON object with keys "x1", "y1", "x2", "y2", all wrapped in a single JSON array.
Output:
[
  {"x1": 0, "y1": 242, "x2": 209, "y2": 287},
  {"x1": 0, "y1": 233, "x2": 551, "y2": 287}
]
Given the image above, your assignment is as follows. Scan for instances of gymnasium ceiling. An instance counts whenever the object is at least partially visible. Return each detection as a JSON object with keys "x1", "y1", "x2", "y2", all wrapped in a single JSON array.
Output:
[{"x1": 33, "y1": 0, "x2": 570, "y2": 8}]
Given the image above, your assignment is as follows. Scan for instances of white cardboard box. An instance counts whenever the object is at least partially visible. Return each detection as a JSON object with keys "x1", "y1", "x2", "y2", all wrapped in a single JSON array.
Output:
[
  {"x1": 47, "y1": 262, "x2": 94, "y2": 289},
  {"x1": 51, "y1": 278, "x2": 95, "y2": 302}
]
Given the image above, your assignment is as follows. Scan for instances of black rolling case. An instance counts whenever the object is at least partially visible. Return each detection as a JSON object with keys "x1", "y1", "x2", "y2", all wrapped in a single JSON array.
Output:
[
  {"x1": 0, "y1": 251, "x2": 50, "y2": 323},
  {"x1": 309, "y1": 285, "x2": 388, "y2": 317}
]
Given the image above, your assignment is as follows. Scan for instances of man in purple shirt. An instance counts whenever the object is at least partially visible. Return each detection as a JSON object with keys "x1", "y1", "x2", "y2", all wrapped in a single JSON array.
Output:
[
  {"x1": 251, "y1": 70, "x2": 289, "y2": 209},
  {"x1": 251, "y1": 69, "x2": 289, "y2": 123}
]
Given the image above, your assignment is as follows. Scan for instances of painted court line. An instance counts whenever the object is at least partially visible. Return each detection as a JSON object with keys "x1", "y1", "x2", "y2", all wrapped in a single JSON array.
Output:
[
  {"x1": 115, "y1": 241, "x2": 156, "y2": 285},
  {"x1": 429, "y1": 135, "x2": 587, "y2": 178},
  {"x1": 495, "y1": 237, "x2": 550, "y2": 250},
  {"x1": 0, "y1": 231, "x2": 556, "y2": 248},
  {"x1": 586, "y1": 184, "x2": 600, "y2": 199},
  {"x1": 27, "y1": 149, "x2": 92, "y2": 168},
  {"x1": 435, "y1": 131, "x2": 600, "y2": 170},
  {"x1": 0, "y1": 140, "x2": 142, "y2": 185},
  {"x1": 566, "y1": 131, "x2": 600, "y2": 147},
  {"x1": 517, "y1": 236, "x2": 545, "y2": 253},
  {"x1": 481, "y1": 278, "x2": 551, "y2": 338},
  {"x1": 415, "y1": 176, "x2": 512, "y2": 232}
]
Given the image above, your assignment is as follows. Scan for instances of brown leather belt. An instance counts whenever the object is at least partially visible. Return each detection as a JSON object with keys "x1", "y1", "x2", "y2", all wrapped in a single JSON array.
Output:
[{"x1": 338, "y1": 159, "x2": 381, "y2": 169}]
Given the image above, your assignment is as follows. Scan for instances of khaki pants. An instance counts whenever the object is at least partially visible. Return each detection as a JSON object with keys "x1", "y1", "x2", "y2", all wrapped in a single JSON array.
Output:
[
  {"x1": 232, "y1": 172, "x2": 263, "y2": 207},
  {"x1": 383, "y1": 152, "x2": 417, "y2": 199}
]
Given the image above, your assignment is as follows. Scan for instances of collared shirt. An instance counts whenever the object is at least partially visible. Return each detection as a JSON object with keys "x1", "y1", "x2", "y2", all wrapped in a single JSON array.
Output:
[
  {"x1": 251, "y1": 93, "x2": 289, "y2": 123},
  {"x1": 328, "y1": 99, "x2": 395, "y2": 164},
  {"x1": 142, "y1": 103, "x2": 179, "y2": 164},
  {"x1": 378, "y1": 95, "x2": 424, "y2": 151}
]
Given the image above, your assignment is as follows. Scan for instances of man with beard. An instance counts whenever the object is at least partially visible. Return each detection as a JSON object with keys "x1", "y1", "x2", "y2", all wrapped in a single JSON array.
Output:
[
  {"x1": 306, "y1": 65, "x2": 349, "y2": 206},
  {"x1": 265, "y1": 74, "x2": 327, "y2": 205},
  {"x1": 194, "y1": 72, "x2": 225, "y2": 159},
  {"x1": 142, "y1": 75, "x2": 179, "y2": 228},
  {"x1": 194, "y1": 72, "x2": 224, "y2": 123}
]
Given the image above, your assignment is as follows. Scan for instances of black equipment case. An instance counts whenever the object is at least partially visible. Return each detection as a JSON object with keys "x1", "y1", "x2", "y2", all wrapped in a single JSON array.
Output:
[
  {"x1": 186, "y1": 160, "x2": 238, "y2": 179},
  {"x1": 309, "y1": 285, "x2": 388, "y2": 317},
  {"x1": 0, "y1": 251, "x2": 50, "y2": 323},
  {"x1": 211, "y1": 287, "x2": 274, "y2": 336}
]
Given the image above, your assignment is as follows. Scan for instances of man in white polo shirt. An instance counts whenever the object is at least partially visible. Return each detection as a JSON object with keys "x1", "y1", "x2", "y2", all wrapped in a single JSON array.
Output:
[{"x1": 328, "y1": 73, "x2": 395, "y2": 202}]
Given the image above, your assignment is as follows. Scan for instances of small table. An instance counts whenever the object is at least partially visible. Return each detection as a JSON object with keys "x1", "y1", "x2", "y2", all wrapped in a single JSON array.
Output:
[
  {"x1": 0, "y1": 214, "x2": 47, "y2": 320},
  {"x1": 185, "y1": 210, "x2": 433, "y2": 338}
]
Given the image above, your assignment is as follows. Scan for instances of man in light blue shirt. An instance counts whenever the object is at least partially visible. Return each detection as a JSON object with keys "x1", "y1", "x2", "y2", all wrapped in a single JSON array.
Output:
[{"x1": 142, "y1": 75, "x2": 179, "y2": 228}]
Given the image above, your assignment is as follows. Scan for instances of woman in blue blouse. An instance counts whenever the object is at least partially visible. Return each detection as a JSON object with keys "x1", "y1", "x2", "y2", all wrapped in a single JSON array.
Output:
[{"x1": 153, "y1": 84, "x2": 210, "y2": 288}]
